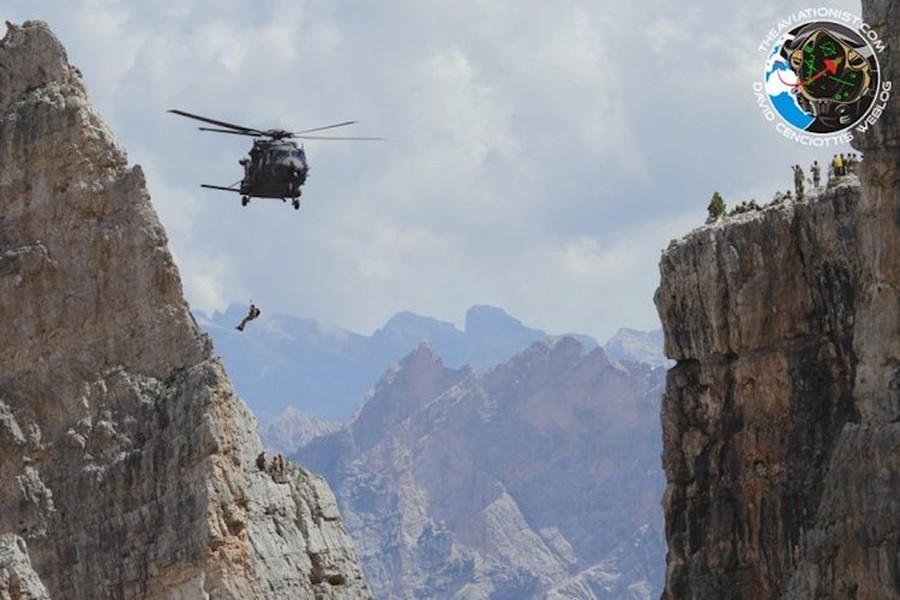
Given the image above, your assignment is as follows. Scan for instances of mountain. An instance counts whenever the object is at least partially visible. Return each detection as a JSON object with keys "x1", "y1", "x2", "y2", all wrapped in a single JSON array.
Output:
[
  {"x1": 296, "y1": 337, "x2": 667, "y2": 599},
  {"x1": 196, "y1": 303, "x2": 596, "y2": 424},
  {"x1": 655, "y1": 2, "x2": 900, "y2": 597},
  {"x1": 603, "y1": 328, "x2": 668, "y2": 367},
  {"x1": 197, "y1": 305, "x2": 375, "y2": 423},
  {"x1": 261, "y1": 406, "x2": 342, "y2": 454},
  {"x1": 0, "y1": 21, "x2": 369, "y2": 598}
]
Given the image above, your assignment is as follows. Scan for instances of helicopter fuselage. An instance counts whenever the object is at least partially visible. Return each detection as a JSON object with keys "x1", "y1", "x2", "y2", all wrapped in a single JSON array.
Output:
[
  {"x1": 240, "y1": 139, "x2": 308, "y2": 200},
  {"x1": 169, "y1": 108, "x2": 380, "y2": 210}
]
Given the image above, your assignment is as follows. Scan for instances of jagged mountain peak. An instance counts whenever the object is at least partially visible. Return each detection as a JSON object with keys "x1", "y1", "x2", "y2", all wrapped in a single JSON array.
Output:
[
  {"x1": 490, "y1": 335, "x2": 601, "y2": 379},
  {"x1": 400, "y1": 337, "x2": 439, "y2": 362},
  {"x1": 348, "y1": 341, "x2": 473, "y2": 452},
  {"x1": 465, "y1": 304, "x2": 534, "y2": 334},
  {"x1": 377, "y1": 339, "x2": 454, "y2": 389},
  {"x1": 198, "y1": 304, "x2": 582, "y2": 422},
  {"x1": 604, "y1": 327, "x2": 668, "y2": 367},
  {"x1": 0, "y1": 20, "x2": 369, "y2": 598},
  {"x1": 1, "y1": 21, "x2": 70, "y2": 104},
  {"x1": 296, "y1": 329, "x2": 666, "y2": 598},
  {"x1": 1, "y1": 19, "x2": 202, "y2": 415},
  {"x1": 374, "y1": 310, "x2": 460, "y2": 343}
]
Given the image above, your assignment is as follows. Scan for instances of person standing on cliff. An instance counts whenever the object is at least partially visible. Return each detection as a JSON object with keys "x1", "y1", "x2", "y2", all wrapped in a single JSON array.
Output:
[
  {"x1": 793, "y1": 164, "x2": 805, "y2": 200},
  {"x1": 810, "y1": 160, "x2": 821, "y2": 188},
  {"x1": 833, "y1": 153, "x2": 844, "y2": 177},
  {"x1": 236, "y1": 302, "x2": 261, "y2": 331}
]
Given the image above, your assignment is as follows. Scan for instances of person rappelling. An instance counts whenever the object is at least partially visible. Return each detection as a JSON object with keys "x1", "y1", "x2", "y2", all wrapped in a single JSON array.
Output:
[{"x1": 236, "y1": 302, "x2": 261, "y2": 331}]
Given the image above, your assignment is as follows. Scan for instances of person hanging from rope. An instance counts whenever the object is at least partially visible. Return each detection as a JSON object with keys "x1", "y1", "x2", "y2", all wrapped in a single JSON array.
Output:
[{"x1": 236, "y1": 301, "x2": 261, "y2": 331}]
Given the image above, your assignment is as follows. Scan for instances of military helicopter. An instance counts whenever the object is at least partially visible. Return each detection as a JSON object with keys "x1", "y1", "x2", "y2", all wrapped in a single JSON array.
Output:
[{"x1": 169, "y1": 109, "x2": 382, "y2": 209}]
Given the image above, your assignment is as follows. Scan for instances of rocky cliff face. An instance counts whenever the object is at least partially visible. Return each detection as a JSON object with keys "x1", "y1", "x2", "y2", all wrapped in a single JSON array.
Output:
[
  {"x1": 0, "y1": 534, "x2": 49, "y2": 599},
  {"x1": 654, "y1": 2, "x2": 900, "y2": 598},
  {"x1": 297, "y1": 339, "x2": 666, "y2": 599},
  {"x1": 0, "y1": 21, "x2": 370, "y2": 599}
]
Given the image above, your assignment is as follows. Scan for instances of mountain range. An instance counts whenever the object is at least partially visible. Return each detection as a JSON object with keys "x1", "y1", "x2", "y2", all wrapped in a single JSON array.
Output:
[
  {"x1": 295, "y1": 337, "x2": 667, "y2": 598},
  {"x1": 193, "y1": 306, "x2": 669, "y2": 596},
  {"x1": 196, "y1": 304, "x2": 662, "y2": 431}
]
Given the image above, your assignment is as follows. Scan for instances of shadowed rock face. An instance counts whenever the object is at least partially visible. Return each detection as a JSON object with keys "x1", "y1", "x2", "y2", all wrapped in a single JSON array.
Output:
[
  {"x1": 655, "y1": 2, "x2": 900, "y2": 598},
  {"x1": 0, "y1": 21, "x2": 370, "y2": 598}
]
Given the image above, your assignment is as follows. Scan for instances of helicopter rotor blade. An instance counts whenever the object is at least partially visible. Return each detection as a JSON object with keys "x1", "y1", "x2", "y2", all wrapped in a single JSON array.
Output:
[
  {"x1": 291, "y1": 121, "x2": 360, "y2": 135},
  {"x1": 168, "y1": 109, "x2": 261, "y2": 134},
  {"x1": 294, "y1": 135, "x2": 387, "y2": 141},
  {"x1": 171, "y1": 109, "x2": 383, "y2": 141},
  {"x1": 198, "y1": 127, "x2": 265, "y2": 137}
]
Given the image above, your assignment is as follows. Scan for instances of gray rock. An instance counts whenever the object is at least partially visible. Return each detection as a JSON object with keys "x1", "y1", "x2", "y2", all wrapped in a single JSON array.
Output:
[
  {"x1": 655, "y1": 5, "x2": 900, "y2": 598},
  {"x1": 298, "y1": 339, "x2": 666, "y2": 598},
  {"x1": 0, "y1": 20, "x2": 370, "y2": 599},
  {"x1": 0, "y1": 534, "x2": 50, "y2": 600}
]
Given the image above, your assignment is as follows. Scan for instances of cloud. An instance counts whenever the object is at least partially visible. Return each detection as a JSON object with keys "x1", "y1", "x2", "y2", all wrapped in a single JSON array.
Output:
[
  {"x1": 5, "y1": 0, "x2": 867, "y2": 341},
  {"x1": 558, "y1": 236, "x2": 634, "y2": 280},
  {"x1": 177, "y1": 252, "x2": 235, "y2": 312}
]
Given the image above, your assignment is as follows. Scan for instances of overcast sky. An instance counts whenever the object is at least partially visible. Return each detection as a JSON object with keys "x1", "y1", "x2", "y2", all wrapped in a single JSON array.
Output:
[{"x1": 6, "y1": 1, "x2": 863, "y2": 342}]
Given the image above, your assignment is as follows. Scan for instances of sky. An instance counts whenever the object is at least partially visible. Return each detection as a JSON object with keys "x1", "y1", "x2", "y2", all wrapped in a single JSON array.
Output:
[{"x1": 5, "y1": 0, "x2": 865, "y2": 343}]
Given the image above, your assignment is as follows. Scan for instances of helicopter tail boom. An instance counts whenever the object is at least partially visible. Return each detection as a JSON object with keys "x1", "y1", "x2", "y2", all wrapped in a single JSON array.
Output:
[{"x1": 200, "y1": 184, "x2": 242, "y2": 193}]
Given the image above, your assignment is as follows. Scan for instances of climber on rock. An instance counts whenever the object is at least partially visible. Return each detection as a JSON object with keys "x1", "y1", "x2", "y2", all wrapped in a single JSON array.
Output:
[{"x1": 236, "y1": 302, "x2": 261, "y2": 332}]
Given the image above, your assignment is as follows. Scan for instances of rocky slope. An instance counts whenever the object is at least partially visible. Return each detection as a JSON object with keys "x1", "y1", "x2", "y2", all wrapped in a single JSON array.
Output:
[
  {"x1": 654, "y1": 2, "x2": 900, "y2": 598},
  {"x1": 297, "y1": 338, "x2": 666, "y2": 599},
  {"x1": 0, "y1": 20, "x2": 369, "y2": 598}
]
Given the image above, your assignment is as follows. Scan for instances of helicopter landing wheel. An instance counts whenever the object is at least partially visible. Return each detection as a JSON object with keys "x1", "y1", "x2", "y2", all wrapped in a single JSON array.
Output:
[
  {"x1": 292, "y1": 199, "x2": 300, "y2": 210},
  {"x1": 241, "y1": 196, "x2": 249, "y2": 207}
]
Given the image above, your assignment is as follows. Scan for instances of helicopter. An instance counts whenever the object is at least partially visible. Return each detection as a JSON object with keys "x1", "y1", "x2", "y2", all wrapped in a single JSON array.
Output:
[{"x1": 169, "y1": 109, "x2": 382, "y2": 209}]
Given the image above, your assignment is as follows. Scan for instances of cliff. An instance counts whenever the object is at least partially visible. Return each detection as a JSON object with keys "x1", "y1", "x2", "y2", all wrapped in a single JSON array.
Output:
[
  {"x1": 654, "y1": 2, "x2": 900, "y2": 598},
  {"x1": 297, "y1": 339, "x2": 666, "y2": 599},
  {"x1": 0, "y1": 534, "x2": 49, "y2": 599},
  {"x1": 0, "y1": 20, "x2": 370, "y2": 599}
]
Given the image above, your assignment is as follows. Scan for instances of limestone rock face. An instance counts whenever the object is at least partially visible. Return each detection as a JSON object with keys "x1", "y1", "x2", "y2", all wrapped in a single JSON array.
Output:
[
  {"x1": 654, "y1": 3, "x2": 900, "y2": 597},
  {"x1": 852, "y1": 2, "x2": 900, "y2": 164},
  {"x1": 0, "y1": 534, "x2": 50, "y2": 600},
  {"x1": 0, "y1": 21, "x2": 370, "y2": 599}
]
